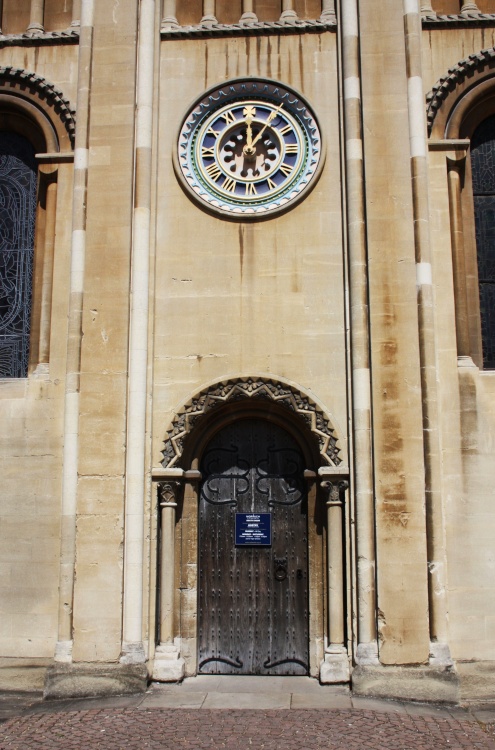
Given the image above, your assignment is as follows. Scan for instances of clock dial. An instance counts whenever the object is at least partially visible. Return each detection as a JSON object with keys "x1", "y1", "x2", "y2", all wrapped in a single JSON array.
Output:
[{"x1": 175, "y1": 79, "x2": 324, "y2": 218}]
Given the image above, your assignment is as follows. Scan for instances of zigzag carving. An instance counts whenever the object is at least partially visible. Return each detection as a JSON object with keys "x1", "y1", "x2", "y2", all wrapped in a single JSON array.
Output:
[
  {"x1": 162, "y1": 377, "x2": 342, "y2": 468},
  {"x1": 0, "y1": 66, "x2": 76, "y2": 146},
  {"x1": 426, "y1": 46, "x2": 495, "y2": 136}
]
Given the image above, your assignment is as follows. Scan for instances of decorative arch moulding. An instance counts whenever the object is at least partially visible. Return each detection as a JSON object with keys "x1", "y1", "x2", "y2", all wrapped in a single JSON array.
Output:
[
  {"x1": 161, "y1": 376, "x2": 344, "y2": 469},
  {"x1": 0, "y1": 66, "x2": 76, "y2": 148},
  {"x1": 426, "y1": 46, "x2": 495, "y2": 137}
]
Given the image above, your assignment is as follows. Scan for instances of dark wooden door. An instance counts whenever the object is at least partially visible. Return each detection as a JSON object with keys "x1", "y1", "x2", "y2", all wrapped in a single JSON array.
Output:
[{"x1": 198, "y1": 419, "x2": 309, "y2": 675}]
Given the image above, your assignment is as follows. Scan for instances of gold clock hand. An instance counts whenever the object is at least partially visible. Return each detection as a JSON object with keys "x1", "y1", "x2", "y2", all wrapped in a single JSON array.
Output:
[
  {"x1": 250, "y1": 101, "x2": 284, "y2": 149},
  {"x1": 242, "y1": 105, "x2": 256, "y2": 155}
]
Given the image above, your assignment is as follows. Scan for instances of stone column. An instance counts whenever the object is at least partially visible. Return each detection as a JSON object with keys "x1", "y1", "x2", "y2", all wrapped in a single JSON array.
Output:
[
  {"x1": 55, "y1": 0, "x2": 94, "y2": 665},
  {"x1": 38, "y1": 172, "x2": 57, "y2": 364},
  {"x1": 152, "y1": 479, "x2": 186, "y2": 681},
  {"x1": 447, "y1": 155, "x2": 471, "y2": 359},
  {"x1": 320, "y1": 0, "x2": 336, "y2": 21},
  {"x1": 403, "y1": 0, "x2": 453, "y2": 667},
  {"x1": 201, "y1": 0, "x2": 217, "y2": 25},
  {"x1": 162, "y1": 0, "x2": 179, "y2": 28},
  {"x1": 71, "y1": 0, "x2": 81, "y2": 27},
  {"x1": 121, "y1": 0, "x2": 157, "y2": 666},
  {"x1": 26, "y1": 0, "x2": 45, "y2": 34},
  {"x1": 240, "y1": 0, "x2": 258, "y2": 23},
  {"x1": 340, "y1": 0, "x2": 378, "y2": 666},
  {"x1": 320, "y1": 477, "x2": 350, "y2": 683},
  {"x1": 279, "y1": 0, "x2": 298, "y2": 22}
]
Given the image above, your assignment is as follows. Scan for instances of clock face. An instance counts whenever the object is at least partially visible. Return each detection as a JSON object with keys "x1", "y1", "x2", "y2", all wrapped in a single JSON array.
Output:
[{"x1": 175, "y1": 79, "x2": 324, "y2": 219}]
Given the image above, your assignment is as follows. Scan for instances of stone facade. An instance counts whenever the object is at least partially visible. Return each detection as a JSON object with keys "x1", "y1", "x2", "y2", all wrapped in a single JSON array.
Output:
[{"x1": 0, "y1": 0, "x2": 494, "y2": 704}]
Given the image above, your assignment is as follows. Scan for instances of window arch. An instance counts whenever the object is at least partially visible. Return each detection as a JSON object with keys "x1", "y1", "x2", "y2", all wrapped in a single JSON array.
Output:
[
  {"x1": 427, "y1": 51, "x2": 495, "y2": 369},
  {"x1": 0, "y1": 68, "x2": 75, "y2": 378}
]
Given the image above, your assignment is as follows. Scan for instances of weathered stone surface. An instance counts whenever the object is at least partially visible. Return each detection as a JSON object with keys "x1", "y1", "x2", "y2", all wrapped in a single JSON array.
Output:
[
  {"x1": 352, "y1": 665, "x2": 460, "y2": 704},
  {"x1": 43, "y1": 663, "x2": 148, "y2": 700}
]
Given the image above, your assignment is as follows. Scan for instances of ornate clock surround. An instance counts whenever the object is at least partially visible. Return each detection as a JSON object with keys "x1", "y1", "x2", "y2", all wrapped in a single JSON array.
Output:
[{"x1": 174, "y1": 78, "x2": 325, "y2": 219}]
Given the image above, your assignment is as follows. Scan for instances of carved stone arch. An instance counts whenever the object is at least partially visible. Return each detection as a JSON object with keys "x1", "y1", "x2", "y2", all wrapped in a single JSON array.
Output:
[
  {"x1": 427, "y1": 47, "x2": 495, "y2": 138},
  {"x1": 161, "y1": 375, "x2": 344, "y2": 468},
  {"x1": 0, "y1": 66, "x2": 76, "y2": 150}
]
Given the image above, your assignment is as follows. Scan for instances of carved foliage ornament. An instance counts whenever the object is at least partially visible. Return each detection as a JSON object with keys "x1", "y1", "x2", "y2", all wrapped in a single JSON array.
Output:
[{"x1": 162, "y1": 377, "x2": 342, "y2": 468}]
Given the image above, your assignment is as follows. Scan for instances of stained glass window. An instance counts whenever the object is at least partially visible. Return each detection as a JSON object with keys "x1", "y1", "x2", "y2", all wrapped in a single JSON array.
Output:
[
  {"x1": 0, "y1": 132, "x2": 37, "y2": 378},
  {"x1": 471, "y1": 115, "x2": 495, "y2": 369}
]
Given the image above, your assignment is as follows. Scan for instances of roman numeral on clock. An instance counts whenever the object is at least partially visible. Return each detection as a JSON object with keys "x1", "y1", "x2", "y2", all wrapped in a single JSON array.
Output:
[
  {"x1": 207, "y1": 126, "x2": 220, "y2": 138},
  {"x1": 201, "y1": 146, "x2": 215, "y2": 158},
  {"x1": 285, "y1": 144, "x2": 298, "y2": 154},
  {"x1": 222, "y1": 176, "x2": 237, "y2": 192},
  {"x1": 278, "y1": 124, "x2": 292, "y2": 136},
  {"x1": 245, "y1": 183, "x2": 258, "y2": 196},
  {"x1": 221, "y1": 110, "x2": 236, "y2": 125},
  {"x1": 205, "y1": 163, "x2": 222, "y2": 182},
  {"x1": 280, "y1": 163, "x2": 294, "y2": 177}
]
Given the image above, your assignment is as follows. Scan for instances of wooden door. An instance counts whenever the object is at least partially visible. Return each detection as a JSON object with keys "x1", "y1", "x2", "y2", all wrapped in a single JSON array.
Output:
[{"x1": 198, "y1": 418, "x2": 309, "y2": 675}]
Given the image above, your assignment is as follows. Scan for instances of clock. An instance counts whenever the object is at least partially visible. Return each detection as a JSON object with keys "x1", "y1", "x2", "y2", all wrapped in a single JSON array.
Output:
[{"x1": 174, "y1": 78, "x2": 324, "y2": 219}]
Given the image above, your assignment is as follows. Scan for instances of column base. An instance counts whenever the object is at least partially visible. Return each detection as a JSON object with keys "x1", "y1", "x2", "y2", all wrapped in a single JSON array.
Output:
[
  {"x1": 320, "y1": 647, "x2": 350, "y2": 684},
  {"x1": 319, "y1": 10, "x2": 336, "y2": 22},
  {"x1": 120, "y1": 641, "x2": 146, "y2": 665},
  {"x1": 54, "y1": 640, "x2": 73, "y2": 664},
  {"x1": 429, "y1": 642, "x2": 454, "y2": 668},
  {"x1": 355, "y1": 641, "x2": 380, "y2": 666},
  {"x1": 25, "y1": 24, "x2": 45, "y2": 36},
  {"x1": 161, "y1": 16, "x2": 180, "y2": 30},
  {"x1": 152, "y1": 643, "x2": 185, "y2": 682},
  {"x1": 352, "y1": 664, "x2": 459, "y2": 704},
  {"x1": 279, "y1": 10, "x2": 298, "y2": 22},
  {"x1": 240, "y1": 12, "x2": 258, "y2": 24},
  {"x1": 44, "y1": 662, "x2": 148, "y2": 700}
]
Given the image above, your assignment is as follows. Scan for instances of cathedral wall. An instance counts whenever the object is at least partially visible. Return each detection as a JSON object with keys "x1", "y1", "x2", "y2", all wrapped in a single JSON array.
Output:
[
  {"x1": 421, "y1": 27, "x2": 495, "y2": 95},
  {"x1": 0, "y1": 45, "x2": 77, "y2": 659},
  {"x1": 426, "y1": 27, "x2": 495, "y2": 663},
  {"x1": 152, "y1": 31, "x2": 346, "y2": 470}
]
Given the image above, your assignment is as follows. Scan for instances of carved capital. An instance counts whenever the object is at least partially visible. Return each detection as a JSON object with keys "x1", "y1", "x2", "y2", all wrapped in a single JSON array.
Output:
[
  {"x1": 158, "y1": 481, "x2": 182, "y2": 507},
  {"x1": 320, "y1": 479, "x2": 349, "y2": 506}
]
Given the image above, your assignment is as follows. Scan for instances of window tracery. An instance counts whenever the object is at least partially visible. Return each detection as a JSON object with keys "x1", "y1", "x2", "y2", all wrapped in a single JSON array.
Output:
[
  {"x1": 471, "y1": 115, "x2": 495, "y2": 368},
  {"x1": 0, "y1": 132, "x2": 37, "y2": 378}
]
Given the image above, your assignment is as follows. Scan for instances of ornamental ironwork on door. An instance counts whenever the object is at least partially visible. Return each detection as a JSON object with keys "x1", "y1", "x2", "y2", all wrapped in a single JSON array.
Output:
[{"x1": 198, "y1": 418, "x2": 309, "y2": 675}]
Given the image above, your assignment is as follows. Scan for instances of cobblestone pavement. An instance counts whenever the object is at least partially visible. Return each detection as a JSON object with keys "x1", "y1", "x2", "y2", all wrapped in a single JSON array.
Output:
[
  {"x1": 2, "y1": 679, "x2": 495, "y2": 750},
  {"x1": 1, "y1": 706, "x2": 495, "y2": 749}
]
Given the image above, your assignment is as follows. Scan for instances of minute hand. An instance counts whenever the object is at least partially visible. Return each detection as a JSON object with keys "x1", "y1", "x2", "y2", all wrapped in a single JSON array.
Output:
[{"x1": 250, "y1": 102, "x2": 284, "y2": 149}]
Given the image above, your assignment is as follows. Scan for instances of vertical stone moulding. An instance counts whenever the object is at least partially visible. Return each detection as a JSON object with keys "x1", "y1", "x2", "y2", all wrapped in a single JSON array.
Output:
[
  {"x1": 319, "y1": 476, "x2": 350, "y2": 684},
  {"x1": 152, "y1": 477, "x2": 186, "y2": 682}
]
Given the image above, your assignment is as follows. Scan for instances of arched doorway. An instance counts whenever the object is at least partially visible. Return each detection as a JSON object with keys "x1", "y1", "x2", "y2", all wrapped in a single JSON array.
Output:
[
  {"x1": 198, "y1": 418, "x2": 309, "y2": 675},
  {"x1": 153, "y1": 377, "x2": 349, "y2": 682}
]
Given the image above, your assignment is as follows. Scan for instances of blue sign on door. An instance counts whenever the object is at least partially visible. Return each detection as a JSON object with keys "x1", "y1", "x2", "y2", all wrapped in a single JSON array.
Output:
[{"x1": 235, "y1": 513, "x2": 272, "y2": 546}]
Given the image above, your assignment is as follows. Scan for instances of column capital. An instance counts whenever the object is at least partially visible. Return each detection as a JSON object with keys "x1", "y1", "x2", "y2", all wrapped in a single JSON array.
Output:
[
  {"x1": 320, "y1": 479, "x2": 349, "y2": 505},
  {"x1": 158, "y1": 481, "x2": 182, "y2": 506}
]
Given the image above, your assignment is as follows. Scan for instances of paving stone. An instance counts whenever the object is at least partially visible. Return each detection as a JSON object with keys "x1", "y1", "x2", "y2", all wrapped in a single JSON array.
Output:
[
  {"x1": 1, "y1": 708, "x2": 495, "y2": 749},
  {"x1": 139, "y1": 692, "x2": 206, "y2": 708},
  {"x1": 202, "y1": 692, "x2": 291, "y2": 709}
]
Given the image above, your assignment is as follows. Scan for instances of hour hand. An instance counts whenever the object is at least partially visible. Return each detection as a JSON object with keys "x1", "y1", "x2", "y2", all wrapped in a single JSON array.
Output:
[{"x1": 243, "y1": 105, "x2": 256, "y2": 156}]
